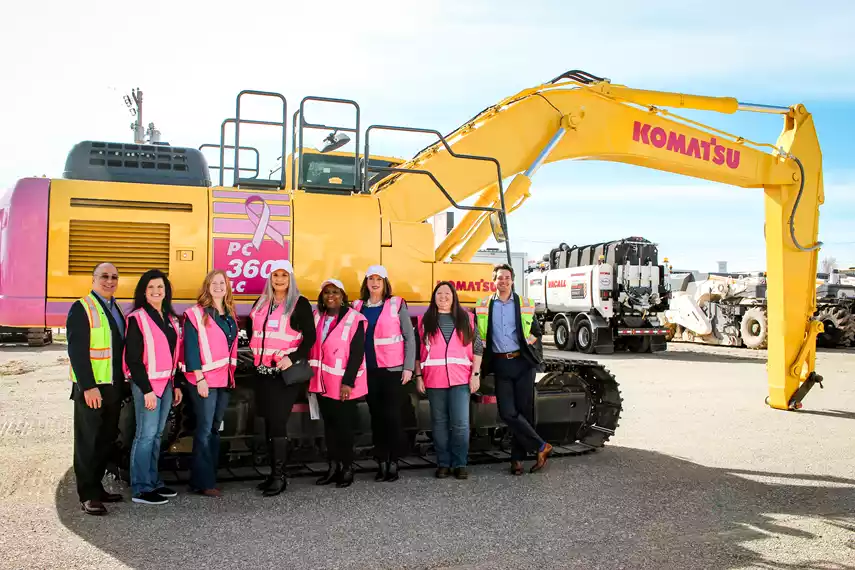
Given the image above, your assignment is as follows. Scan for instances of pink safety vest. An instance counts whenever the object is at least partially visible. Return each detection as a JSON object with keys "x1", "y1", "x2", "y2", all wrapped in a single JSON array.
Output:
[
  {"x1": 122, "y1": 308, "x2": 184, "y2": 398},
  {"x1": 183, "y1": 304, "x2": 237, "y2": 389},
  {"x1": 308, "y1": 307, "x2": 368, "y2": 400},
  {"x1": 352, "y1": 296, "x2": 405, "y2": 368},
  {"x1": 418, "y1": 312, "x2": 475, "y2": 389},
  {"x1": 249, "y1": 299, "x2": 304, "y2": 367}
]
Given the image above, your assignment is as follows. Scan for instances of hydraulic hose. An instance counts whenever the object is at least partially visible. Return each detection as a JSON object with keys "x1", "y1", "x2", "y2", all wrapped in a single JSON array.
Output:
[{"x1": 788, "y1": 156, "x2": 823, "y2": 252}]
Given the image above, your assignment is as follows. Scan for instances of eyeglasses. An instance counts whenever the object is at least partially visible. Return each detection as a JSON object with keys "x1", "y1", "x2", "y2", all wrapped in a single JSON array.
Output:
[{"x1": 97, "y1": 274, "x2": 119, "y2": 281}]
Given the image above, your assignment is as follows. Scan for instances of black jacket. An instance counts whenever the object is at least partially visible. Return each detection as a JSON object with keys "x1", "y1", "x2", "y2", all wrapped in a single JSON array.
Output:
[
  {"x1": 480, "y1": 292, "x2": 543, "y2": 374},
  {"x1": 124, "y1": 303, "x2": 183, "y2": 394},
  {"x1": 66, "y1": 292, "x2": 126, "y2": 392}
]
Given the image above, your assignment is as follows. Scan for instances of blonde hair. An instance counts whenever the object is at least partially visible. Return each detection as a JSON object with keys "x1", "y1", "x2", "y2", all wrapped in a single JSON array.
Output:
[{"x1": 197, "y1": 269, "x2": 236, "y2": 324}]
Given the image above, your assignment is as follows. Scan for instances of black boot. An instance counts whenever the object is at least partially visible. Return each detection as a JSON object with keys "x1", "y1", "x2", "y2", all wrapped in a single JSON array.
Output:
[
  {"x1": 384, "y1": 460, "x2": 399, "y2": 482},
  {"x1": 316, "y1": 462, "x2": 340, "y2": 485},
  {"x1": 374, "y1": 459, "x2": 388, "y2": 482},
  {"x1": 336, "y1": 463, "x2": 354, "y2": 488},
  {"x1": 256, "y1": 438, "x2": 275, "y2": 491},
  {"x1": 263, "y1": 437, "x2": 289, "y2": 496}
]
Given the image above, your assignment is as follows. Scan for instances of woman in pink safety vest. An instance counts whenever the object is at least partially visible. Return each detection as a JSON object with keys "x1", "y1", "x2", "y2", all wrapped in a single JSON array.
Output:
[
  {"x1": 182, "y1": 269, "x2": 239, "y2": 498},
  {"x1": 308, "y1": 278, "x2": 367, "y2": 488},
  {"x1": 122, "y1": 269, "x2": 185, "y2": 506},
  {"x1": 415, "y1": 281, "x2": 483, "y2": 480},
  {"x1": 351, "y1": 264, "x2": 416, "y2": 483},
  {"x1": 246, "y1": 259, "x2": 316, "y2": 497}
]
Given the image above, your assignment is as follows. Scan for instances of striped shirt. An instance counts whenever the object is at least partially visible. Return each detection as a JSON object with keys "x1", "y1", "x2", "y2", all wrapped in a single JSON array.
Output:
[{"x1": 438, "y1": 313, "x2": 483, "y2": 356}]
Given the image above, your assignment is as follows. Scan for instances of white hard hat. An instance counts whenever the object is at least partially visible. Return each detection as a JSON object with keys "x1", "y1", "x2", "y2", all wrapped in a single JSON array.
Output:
[
  {"x1": 365, "y1": 264, "x2": 388, "y2": 279},
  {"x1": 268, "y1": 259, "x2": 293, "y2": 274},
  {"x1": 320, "y1": 278, "x2": 345, "y2": 292}
]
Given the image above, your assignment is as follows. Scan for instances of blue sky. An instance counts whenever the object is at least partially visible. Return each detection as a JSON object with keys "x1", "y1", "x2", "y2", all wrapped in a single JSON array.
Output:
[{"x1": 1, "y1": 0, "x2": 852, "y2": 272}]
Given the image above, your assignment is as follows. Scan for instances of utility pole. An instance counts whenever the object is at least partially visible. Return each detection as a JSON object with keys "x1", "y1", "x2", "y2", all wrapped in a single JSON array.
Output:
[{"x1": 123, "y1": 88, "x2": 162, "y2": 144}]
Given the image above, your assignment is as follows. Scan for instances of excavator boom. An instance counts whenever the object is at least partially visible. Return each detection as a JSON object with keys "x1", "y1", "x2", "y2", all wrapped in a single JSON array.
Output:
[{"x1": 372, "y1": 72, "x2": 824, "y2": 411}]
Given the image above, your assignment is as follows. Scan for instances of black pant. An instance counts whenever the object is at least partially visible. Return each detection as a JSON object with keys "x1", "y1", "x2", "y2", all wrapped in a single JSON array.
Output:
[
  {"x1": 318, "y1": 396, "x2": 356, "y2": 465},
  {"x1": 253, "y1": 372, "x2": 303, "y2": 439},
  {"x1": 72, "y1": 384, "x2": 122, "y2": 502},
  {"x1": 366, "y1": 368, "x2": 405, "y2": 462},
  {"x1": 493, "y1": 357, "x2": 544, "y2": 461}
]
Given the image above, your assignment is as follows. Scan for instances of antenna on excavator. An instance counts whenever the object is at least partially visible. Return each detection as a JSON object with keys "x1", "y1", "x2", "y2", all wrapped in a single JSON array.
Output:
[{"x1": 123, "y1": 87, "x2": 162, "y2": 144}]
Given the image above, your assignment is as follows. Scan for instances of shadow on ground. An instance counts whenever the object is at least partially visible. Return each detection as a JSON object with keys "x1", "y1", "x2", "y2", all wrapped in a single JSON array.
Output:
[
  {"x1": 546, "y1": 347, "x2": 766, "y2": 365},
  {"x1": 55, "y1": 447, "x2": 855, "y2": 570}
]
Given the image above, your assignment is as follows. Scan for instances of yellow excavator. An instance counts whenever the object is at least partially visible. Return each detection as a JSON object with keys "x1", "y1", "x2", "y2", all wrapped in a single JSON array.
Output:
[{"x1": 0, "y1": 69, "x2": 825, "y2": 475}]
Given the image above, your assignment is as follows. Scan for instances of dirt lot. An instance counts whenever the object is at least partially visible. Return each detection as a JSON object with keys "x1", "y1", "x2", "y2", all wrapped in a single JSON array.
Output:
[{"x1": 0, "y1": 339, "x2": 853, "y2": 570}]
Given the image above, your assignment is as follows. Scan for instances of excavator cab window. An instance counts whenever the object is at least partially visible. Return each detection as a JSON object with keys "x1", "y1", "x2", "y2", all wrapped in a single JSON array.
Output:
[{"x1": 299, "y1": 154, "x2": 397, "y2": 194}]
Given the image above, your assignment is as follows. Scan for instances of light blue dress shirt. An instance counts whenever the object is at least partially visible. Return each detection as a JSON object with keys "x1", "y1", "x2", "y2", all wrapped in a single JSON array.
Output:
[{"x1": 490, "y1": 295, "x2": 520, "y2": 353}]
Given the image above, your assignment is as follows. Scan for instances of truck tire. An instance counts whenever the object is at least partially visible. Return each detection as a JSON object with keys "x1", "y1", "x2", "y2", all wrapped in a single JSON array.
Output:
[
  {"x1": 575, "y1": 320, "x2": 595, "y2": 354},
  {"x1": 740, "y1": 307, "x2": 768, "y2": 350},
  {"x1": 554, "y1": 320, "x2": 574, "y2": 351},
  {"x1": 27, "y1": 328, "x2": 51, "y2": 347},
  {"x1": 816, "y1": 305, "x2": 855, "y2": 348}
]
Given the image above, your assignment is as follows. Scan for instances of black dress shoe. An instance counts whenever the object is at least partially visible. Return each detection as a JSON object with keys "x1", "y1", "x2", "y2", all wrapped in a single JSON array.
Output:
[
  {"x1": 316, "y1": 462, "x2": 340, "y2": 486},
  {"x1": 81, "y1": 500, "x2": 107, "y2": 516},
  {"x1": 100, "y1": 491, "x2": 123, "y2": 503},
  {"x1": 336, "y1": 465, "x2": 354, "y2": 488},
  {"x1": 374, "y1": 460, "x2": 388, "y2": 482},
  {"x1": 384, "y1": 461, "x2": 399, "y2": 482}
]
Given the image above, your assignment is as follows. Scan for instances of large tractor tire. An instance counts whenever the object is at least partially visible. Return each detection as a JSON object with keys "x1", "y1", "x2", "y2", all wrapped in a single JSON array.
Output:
[
  {"x1": 740, "y1": 307, "x2": 768, "y2": 350},
  {"x1": 816, "y1": 305, "x2": 855, "y2": 348}
]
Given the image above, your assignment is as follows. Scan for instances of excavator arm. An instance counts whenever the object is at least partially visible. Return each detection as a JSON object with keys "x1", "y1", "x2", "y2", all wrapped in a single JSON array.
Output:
[{"x1": 372, "y1": 70, "x2": 825, "y2": 411}]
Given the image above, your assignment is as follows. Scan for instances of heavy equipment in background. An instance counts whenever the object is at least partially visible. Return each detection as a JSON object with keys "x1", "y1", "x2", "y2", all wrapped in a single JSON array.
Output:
[
  {"x1": 666, "y1": 270, "x2": 855, "y2": 349},
  {"x1": 814, "y1": 270, "x2": 855, "y2": 348},
  {"x1": 526, "y1": 237, "x2": 670, "y2": 354},
  {"x1": 665, "y1": 271, "x2": 769, "y2": 349},
  {"x1": 0, "y1": 69, "x2": 828, "y2": 479}
]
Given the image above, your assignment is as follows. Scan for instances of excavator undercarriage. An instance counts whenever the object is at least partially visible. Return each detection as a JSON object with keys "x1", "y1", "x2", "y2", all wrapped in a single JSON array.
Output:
[{"x1": 110, "y1": 354, "x2": 622, "y2": 482}]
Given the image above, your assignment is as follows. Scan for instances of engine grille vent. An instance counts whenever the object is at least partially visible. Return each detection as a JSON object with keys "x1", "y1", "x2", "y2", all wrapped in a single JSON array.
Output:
[{"x1": 69, "y1": 220, "x2": 170, "y2": 275}]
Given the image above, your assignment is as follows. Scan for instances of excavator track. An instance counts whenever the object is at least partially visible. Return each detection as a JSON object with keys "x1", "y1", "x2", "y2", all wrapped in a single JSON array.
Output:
[{"x1": 110, "y1": 357, "x2": 622, "y2": 483}]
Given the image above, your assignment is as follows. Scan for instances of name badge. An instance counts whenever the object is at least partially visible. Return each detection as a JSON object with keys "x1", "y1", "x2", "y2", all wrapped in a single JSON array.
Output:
[{"x1": 267, "y1": 318, "x2": 281, "y2": 330}]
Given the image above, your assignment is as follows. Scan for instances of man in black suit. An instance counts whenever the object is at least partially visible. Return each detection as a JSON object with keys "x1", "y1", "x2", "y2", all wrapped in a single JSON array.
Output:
[
  {"x1": 67, "y1": 262, "x2": 127, "y2": 515},
  {"x1": 477, "y1": 263, "x2": 552, "y2": 475}
]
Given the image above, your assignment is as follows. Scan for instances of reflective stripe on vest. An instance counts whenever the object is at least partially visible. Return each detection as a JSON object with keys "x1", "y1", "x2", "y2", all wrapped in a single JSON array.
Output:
[
  {"x1": 71, "y1": 293, "x2": 113, "y2": 385},
  {"x1": 475, "y1": 295, "x2": 535, "y2": 344},
  {"x1": 418, "y1": 312, "x2": 475, "y2": 389},
  {"x1": 308, "y1": 308, "x2": 368, "y2": 400},
  {"x1": 249, "y1": 300, "x2": 304, "y2": 366},
  {"x1": 353, "y1": 296, "x2": 405, "y2": 367},
  {"x1": 185, "y1": 306, "x2": 238, "y2": 385}
]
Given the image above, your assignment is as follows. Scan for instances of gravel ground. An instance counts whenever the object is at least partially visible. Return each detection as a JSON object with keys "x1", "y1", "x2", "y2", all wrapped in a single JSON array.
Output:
[{"x1": 0, "y1": 339, "x2": 853, "y2": 570}]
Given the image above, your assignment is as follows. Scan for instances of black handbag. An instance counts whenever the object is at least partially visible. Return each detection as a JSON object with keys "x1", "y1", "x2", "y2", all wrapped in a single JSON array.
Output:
[{"x1": 278, "y1": 358, "x2": 313, "y2": 385}]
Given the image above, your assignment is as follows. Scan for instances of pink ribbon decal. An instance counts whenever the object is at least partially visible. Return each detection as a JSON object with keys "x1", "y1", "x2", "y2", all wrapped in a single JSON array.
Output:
[{"x1": 245, "y1": 195, "x2": 286, "y2": 250}]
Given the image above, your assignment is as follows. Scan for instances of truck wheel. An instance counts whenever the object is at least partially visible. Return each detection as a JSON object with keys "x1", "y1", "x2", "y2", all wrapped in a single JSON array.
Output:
[
  {"x1": 575, "y1": 320, "x2": 595, "y2": 354},
  {"x1": 816, "y1": 305, "x2": 855, "y2": 348},
  {"x1": 740, "y1": 307, "x2": 768, "y2": 350},
  {"x1": 554, "y1": 320, "x2": 574, "y2": 351},
  {"x1": 26, "y1": 328, "x2": 50, "y2": 347}
]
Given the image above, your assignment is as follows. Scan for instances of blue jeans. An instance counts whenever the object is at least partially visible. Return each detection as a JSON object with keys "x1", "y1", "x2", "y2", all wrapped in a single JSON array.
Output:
[
  {"x1": 426, "y1": 385, "x2": 470, "y2": 468},
  {"x1": 130, "y1": 382, "x2": 173, "y2": 495},
  {"x1": 187, "y1": 387, "x2": 230, "y2": 491}
]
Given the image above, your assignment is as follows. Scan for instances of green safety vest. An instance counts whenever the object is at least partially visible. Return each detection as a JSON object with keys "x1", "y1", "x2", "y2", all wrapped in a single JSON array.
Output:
[
  {"x1": 475, "y1": 294, "x2": 537, "y2": 346},
  {"x1": 70, "y1": 292, "x2": 114, "y2": 385}
]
